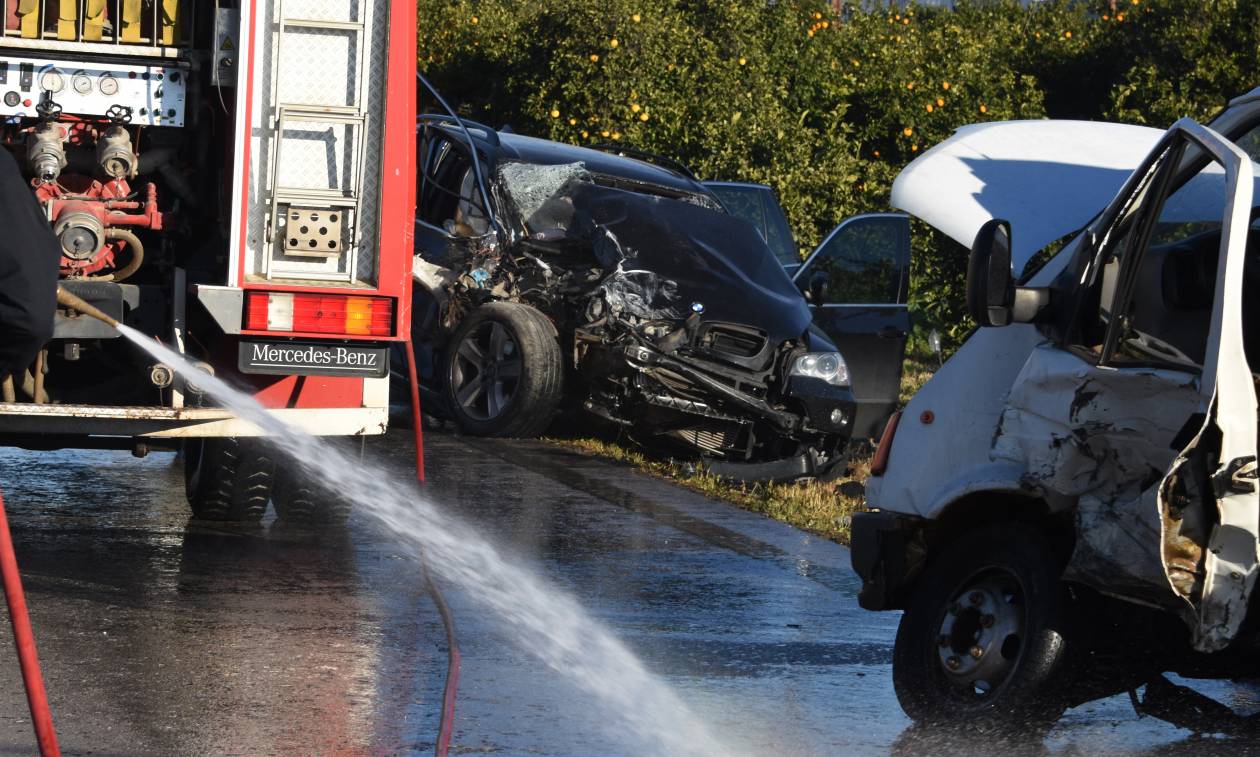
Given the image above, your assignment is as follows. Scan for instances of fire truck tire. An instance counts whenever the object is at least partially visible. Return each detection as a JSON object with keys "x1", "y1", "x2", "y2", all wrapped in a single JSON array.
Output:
[
  {"x1": 892, "y1": 522, "x2": 1073, "y2": 730},
  {"x1": 443, "y1": 302, "x2": 563, "y2": 438},
  {"x1": 272, "y1": 468, "x2": 352, "y2": 525},
  {"x1": 183, "y1": 437, "x2": 277, "y2": 522}
]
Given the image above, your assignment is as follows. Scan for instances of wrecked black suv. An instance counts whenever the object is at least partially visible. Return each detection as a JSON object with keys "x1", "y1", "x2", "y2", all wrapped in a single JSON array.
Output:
[{"x1": 411, "y1": 117, "x2": 855, "y2": 479}]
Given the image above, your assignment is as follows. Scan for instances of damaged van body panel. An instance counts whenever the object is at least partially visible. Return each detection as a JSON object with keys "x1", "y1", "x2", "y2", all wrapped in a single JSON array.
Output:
[
  {"x1": 992, "y1": 344, "x2": 1203, "y2": 608},
  {"x1": 413, "y1": 121, "x2": 853, "y2": 477}
]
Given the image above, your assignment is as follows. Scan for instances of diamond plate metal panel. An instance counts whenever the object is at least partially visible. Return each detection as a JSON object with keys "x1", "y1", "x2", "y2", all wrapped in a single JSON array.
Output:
[
  {"x1": 245, "y1": 0, "x2": 388, "y2": 286},
  {"x1": 355, "y1": 0, "x2": 388, "y2": 284},
  {"x1": 275, "y1": 28, "x2": 357, "y2": 108},
  {"x1": 274, "y1": 119, "x2": 357, "y2": 191},
  {"x1": 277, "y1": 0, "x2": 360, "y2": 23}
]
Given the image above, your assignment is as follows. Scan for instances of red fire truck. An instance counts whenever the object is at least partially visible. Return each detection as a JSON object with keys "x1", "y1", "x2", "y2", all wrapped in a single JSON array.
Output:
[{"x1": 0, "y1": 1, "x2": 415, "y2": 522}]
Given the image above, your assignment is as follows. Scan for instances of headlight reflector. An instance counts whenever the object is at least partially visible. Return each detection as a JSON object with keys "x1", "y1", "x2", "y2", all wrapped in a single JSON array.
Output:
[{"x1": 790, "y1": 351, "x2": 850, "y2": 386}]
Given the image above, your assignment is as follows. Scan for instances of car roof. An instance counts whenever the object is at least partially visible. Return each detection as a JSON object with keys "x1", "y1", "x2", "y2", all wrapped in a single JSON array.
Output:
[{"x1": 425, "y1": 120, "x2": 714, "y2": 199}]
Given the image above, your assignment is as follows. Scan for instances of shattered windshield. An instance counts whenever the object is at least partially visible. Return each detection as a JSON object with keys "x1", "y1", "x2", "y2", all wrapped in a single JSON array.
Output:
[{"x1": 498, "y1": 161, "x2": 593, "y2": 238}]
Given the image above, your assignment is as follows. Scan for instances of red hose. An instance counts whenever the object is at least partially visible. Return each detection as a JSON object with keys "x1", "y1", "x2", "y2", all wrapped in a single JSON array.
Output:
[
  {"x1": 403, "y1": 339, "x2": 426, "y2": 483},
  {"x1": 423, "y1": 561, "x2": 460, "y2": 757},
  {"x1": 403, "y1": 341, "x2": 456, "y2": 754},
  {"x1": 0, "y1": 489, "x2": 60, "y2": 757}
]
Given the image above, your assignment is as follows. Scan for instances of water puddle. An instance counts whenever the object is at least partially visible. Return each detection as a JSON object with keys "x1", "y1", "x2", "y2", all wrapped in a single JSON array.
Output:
[{"x1": 118, "y1": 325, "x2": 731, "y2": 755}]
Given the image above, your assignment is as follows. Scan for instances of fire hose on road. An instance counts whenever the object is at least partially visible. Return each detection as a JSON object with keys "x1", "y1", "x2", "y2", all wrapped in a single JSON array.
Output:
[{"x1": 0, "y1": 488, "x2": 60, "y2": 757}]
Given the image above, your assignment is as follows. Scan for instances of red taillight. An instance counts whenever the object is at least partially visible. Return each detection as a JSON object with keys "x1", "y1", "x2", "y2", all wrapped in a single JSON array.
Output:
[
  {"x1": 869, "y1": 410, "x2": 903, "y2": 477},
  {"x1": 244, "y1": 292, "x2": 394, "y2": 337}
]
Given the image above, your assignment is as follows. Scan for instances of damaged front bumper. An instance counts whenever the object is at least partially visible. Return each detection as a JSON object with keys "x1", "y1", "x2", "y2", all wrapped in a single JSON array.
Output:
[
  {"x1": 850, "y1": 510, "x2": 931, "y2": 611},
  {"x1": 601, "y1": 340, "x2": 855, "y2": 476}
]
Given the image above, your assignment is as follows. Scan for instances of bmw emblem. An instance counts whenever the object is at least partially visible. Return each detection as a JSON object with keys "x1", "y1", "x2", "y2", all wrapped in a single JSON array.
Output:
[{"x1": 690, "y1": 302, "x2": 705, "y2": 314}]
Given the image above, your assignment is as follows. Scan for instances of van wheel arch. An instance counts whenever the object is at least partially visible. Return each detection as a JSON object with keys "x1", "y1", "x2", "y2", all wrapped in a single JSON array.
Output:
[
  {"x1": 927, "y1": 491, "x2": 1075, "y2": 572},
  {"x1": 887, "y1": 492, "x2": 1077, "y2": 607}
]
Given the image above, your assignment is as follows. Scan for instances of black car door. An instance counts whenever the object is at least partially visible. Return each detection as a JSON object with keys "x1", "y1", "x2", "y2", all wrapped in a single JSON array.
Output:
[{"x1": 793, "y1": 213, "x2": 910, "y2": 439}]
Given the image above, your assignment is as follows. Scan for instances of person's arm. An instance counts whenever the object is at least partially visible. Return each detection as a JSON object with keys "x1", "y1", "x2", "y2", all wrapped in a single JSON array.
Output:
[{"x1": 0, "y1": 147, "x2": 59, "y2": 380}]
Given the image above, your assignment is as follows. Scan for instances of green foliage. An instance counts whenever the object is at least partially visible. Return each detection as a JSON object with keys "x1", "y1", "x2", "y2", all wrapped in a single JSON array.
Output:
[{"x1": 420, "y1": 0, "x2": 1260, "y2": 347}]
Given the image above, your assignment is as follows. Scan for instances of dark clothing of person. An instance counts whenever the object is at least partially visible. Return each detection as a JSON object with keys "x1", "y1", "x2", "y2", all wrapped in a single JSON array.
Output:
[{"x1": 0, "y1": 146, "x2": 58, "y2": 379}]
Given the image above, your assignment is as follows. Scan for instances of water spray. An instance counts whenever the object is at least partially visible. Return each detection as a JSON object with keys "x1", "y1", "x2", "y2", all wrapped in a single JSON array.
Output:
[
  {"x1": 112, "y1": 325, "x2": 729, "y2": 755},
  {"x1": 44, "y1": 288, "x2": 727, "y2": 754}
]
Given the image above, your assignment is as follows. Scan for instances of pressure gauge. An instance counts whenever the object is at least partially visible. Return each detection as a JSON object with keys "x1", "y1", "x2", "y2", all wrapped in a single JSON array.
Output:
[
  {"x1": 38, "y1": 67, "x2": 64, "y2": 94},
  {"x1": 72, "y1": 71, "x2": 92, "y2": 95},
  {"x1": 98, "y1": 74, "x2": 119, "y2": 96}
]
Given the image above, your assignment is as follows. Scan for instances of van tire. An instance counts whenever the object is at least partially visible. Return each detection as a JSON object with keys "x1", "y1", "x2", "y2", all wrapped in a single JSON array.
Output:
[
  {"x1": 184, "y1": 437, "x2": 276, "y2": 522},
  {"x1": 443, "y1": 302, "x2": 563, "y2": 438},
  {"x1": 272, "y1": 467, "x2": 352, "y2": 525},
  {"x1": 893, "y1": 522, "x2": 1072, "y2": 729}
]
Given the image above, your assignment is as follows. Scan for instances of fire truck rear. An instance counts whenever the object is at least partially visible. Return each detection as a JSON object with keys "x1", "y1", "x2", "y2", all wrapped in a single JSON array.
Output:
[{"x1": 0, "y1": 1, "x2": 415, "y2": 521}]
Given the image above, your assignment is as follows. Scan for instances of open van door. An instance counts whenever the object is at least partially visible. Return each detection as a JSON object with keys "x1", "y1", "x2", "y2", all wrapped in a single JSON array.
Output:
[
  {"x1": 793, "y1": 213, "x2": 911, "y2": 439},
  {"x1": 991, "y1": 119, "x2": 1258, "y2": 652}
]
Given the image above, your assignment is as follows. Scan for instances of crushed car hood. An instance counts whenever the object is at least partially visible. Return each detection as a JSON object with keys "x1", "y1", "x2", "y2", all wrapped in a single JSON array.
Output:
[
  {"x1": 503, "y1": 164, "x2": 813, "y2": 346},
  {"x1": 891, "y1": 120, "x2": 1165, "y2": 273}
]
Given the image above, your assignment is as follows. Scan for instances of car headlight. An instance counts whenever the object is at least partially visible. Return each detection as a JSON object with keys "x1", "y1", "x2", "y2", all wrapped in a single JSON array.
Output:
[{"x1": 790, "y1": 352, "x2": 850, "y2": 386}]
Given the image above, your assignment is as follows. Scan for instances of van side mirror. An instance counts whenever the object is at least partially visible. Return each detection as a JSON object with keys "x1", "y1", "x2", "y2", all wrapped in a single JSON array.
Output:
[{"x1": 966, "y1": 219, "x2": 1049, "y2": 327}]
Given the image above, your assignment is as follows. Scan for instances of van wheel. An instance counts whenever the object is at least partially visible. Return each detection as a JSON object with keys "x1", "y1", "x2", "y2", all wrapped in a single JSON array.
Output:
[
  {"x1": 184, "y1": 437, "x2": 276, "y2": 522},
  {"x1": 272, "y1": 468, "x2": 351, "y2": 525},
  {"x1": 443, "y1": 302, "x2": 563, "y2": 438},
  {"x1": 893, "y1": 523, "x2": 1073, "y2": 729}
]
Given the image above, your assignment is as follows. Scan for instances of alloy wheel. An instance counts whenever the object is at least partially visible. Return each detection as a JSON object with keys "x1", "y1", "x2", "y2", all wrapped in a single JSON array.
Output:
[{"x1": 450, "y1": 321, "x2": 523, "y2": 421}]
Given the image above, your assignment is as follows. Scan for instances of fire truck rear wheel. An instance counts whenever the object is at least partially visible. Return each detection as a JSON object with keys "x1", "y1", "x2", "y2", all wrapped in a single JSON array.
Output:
[
  {"x1": 183, "y1": 437, "x2": 277, "y2": 522},
  {"x1": 272, "y1": 469, "x2": 352, "y2": 525},
  {"x1": 443, "y1": 302, "x2": 564, "y2": 438}
]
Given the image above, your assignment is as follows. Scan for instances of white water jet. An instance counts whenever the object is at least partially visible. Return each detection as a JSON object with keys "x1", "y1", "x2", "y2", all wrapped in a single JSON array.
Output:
[{"x1": 118, "y1": 325, "x2": 731, "y2": 755}]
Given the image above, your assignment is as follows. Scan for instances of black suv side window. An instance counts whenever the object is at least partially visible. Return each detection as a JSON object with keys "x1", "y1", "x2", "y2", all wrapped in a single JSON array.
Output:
[{"x1": 417, "y1": 130, "x2": 489, "y2": 236}]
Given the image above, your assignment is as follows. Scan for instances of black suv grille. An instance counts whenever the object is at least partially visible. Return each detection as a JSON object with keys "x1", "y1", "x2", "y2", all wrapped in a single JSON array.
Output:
[
  {"x1": 706, "y1": 327, "x2": 765, "y2": 358},
  {"x1": 695, "y1": 323, "x2": 770, "y2": 370}
]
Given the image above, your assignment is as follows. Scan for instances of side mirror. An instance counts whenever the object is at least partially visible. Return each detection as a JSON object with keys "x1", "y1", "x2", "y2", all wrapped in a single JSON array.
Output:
[
  {"x1": 966, "y1": 219, "x2": 1050, "y2": 327},
  {"x1": 967, "y1": 219, "x2": 1015, "y2": 326}
]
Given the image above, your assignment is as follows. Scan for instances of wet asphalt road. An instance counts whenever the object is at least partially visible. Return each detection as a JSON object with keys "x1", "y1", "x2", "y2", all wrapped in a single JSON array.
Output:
[{"x1": 0, "y1": 426, "x2": 1256, "y2": 755}]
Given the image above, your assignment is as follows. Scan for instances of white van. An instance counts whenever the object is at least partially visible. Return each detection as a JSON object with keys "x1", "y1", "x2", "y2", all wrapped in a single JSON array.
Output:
[{"x1": 853, "y1": 88, "x2": 1260, "y2": 727}]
